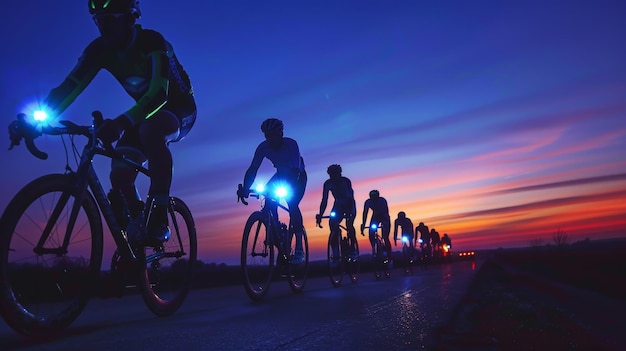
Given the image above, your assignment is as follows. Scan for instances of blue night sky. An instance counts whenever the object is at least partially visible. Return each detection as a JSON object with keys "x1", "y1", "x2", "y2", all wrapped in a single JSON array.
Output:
[{"x1": 2, "y1": 0, "x2": 625, "y2": 264}]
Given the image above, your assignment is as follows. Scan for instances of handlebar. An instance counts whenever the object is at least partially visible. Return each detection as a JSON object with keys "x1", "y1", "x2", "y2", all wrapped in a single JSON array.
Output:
[{"x1": 8, "y1": 111, "x2": 109, "y2": 160}]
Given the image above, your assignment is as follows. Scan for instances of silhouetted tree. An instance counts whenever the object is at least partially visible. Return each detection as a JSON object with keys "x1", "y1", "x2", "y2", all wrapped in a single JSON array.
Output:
[{"x1": 552, "y1": 228, "x2": 569, "y2": 247}]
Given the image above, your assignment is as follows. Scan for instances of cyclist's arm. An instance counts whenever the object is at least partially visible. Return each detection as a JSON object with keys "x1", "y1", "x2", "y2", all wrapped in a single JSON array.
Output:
[
  {"x1": 43, "y1": 42, "x2": 101, "y2": 118},
  {"x1": 242, "y1": 143, "x2": 265, "y2": 191},
  {"x1": 121, "y1": 31, "x2": 170, "y2": 125},
  {"x1": 393, "y1": 219, "x2": 399, "y2": 242},
  {"x1": 318, "y1": 181, "x2": 330, "y2": 216},
  {"x1": 361, "y1": 201, "x2": 370, "y2": 231}
]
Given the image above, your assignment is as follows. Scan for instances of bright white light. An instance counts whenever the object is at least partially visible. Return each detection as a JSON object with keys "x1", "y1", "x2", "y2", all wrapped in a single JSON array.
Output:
[
  {"x1": 275, "y1": 186, "x2": 288, "y2": 198},
  {"x1": 370, "y1": 223, "x2": 378, "y2": 230},
  {"x1": 33, "y1": 110, "x2": 48, "y2": 121},
  {"x1": 255, "y1": 184, "x2": 265, "y2": 193},
  {"x1": 402, "y1": 236, "x2": 409, "y2": 243},
  {"x1": 330, "y1": 211, "x2": 336, "y2": 217}
]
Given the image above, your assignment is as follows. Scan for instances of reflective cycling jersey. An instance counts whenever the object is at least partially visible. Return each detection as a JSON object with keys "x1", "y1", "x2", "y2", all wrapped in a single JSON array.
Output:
[{"x1": 44, "y1": 24, "x2": 195, "y2": 124}]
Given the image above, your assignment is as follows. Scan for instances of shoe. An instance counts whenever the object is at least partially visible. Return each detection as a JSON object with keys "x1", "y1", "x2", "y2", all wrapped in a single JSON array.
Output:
[
  {"x1": 145, "y1": 205, "x2": 170, "y2": 246},
  {"x1": 291, "y1": 249, "x2": 305, "y2": 265}
]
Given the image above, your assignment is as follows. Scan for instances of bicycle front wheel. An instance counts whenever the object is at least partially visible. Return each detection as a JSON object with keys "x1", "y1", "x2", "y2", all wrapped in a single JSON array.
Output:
[
  {"x1": 241, "y1": 211, "x2": 275, "y2": 302},
  {"x1": 0, "y1": 174, "x2": 103, "y2": 337},
  {"x1": 287, "y1": 229, "x2": 309, "y2": 293},
  {"x1": 139, "y1": 197, "x2": 197, "y2": 316},
  {"x1": 327, "y1": 234, "x2": 343, "y2": 288}
]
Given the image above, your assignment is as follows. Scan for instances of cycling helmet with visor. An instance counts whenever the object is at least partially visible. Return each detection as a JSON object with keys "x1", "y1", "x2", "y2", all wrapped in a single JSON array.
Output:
[{"x1": 89, "y1": 0, "x2": 141, "y2": 19}]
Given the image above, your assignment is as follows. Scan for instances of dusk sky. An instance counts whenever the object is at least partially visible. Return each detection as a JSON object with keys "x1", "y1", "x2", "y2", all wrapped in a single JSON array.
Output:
[{"x1": 2, "y1": 1, "x2": 625, "y2": 265}]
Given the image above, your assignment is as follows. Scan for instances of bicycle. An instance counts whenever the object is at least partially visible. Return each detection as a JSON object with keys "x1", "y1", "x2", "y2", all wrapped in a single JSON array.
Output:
[
  {"x1": 418, "y1": 239, "x2": 432, "y2": 268},
  {"x1": 237, "y1": 183, "x2": 309, "y2": 302},
  {"x1": 316, "y1": 212, "x2": 360, "y2": 287},
  {"x1": 363, "y1": 222, "x2": 390, "y2": 279},
  {"x1": 0, "y1": 112, "x2": 197, "y2": 337},
  {"x1": 400, "y1": 235, "x2": 417, "y2": 275}
]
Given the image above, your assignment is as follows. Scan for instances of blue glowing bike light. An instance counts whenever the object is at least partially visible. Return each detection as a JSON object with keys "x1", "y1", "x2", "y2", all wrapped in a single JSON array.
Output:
[
  {"x1": 402, "y1": 236, "x2": 409, "y2": 243},
  {"x1": 370, "y1": 223, "x2": 378, "y2": 230},
  {"x1": 274, "y1": 186, "x2": 288, "y2": 198},
  {"x1": 255, "y1": 184, "x2": 265, "y2": 193},
  {"x1": 33, "y1": 110, "x2": 48, "y2": 122},
  {"x1": 330, "y1": 211, "x2": 336, "y2": 217}
]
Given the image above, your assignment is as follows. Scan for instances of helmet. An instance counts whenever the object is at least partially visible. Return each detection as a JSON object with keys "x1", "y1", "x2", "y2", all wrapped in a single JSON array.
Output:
[
  {"x1": 89, "y1": 0, "x2": 141, "y2": 17},
  {"x1": 369, "y1": 189, "x2": 379, "y2": 199},
  {"x1": 398, "y1": 211, "x2": 406, "y2": 218},
  {"x1": 260, "y1": 118, "x2": 284, "y2": 134},
  {"x1": 327, "y1": 164, "x2": 342, "y2": 176}
]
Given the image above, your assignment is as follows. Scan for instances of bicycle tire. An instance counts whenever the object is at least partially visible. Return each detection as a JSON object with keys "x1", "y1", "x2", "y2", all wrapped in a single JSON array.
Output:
[
  {"x1": 0, "y1": 174, "x2": 103, "y2": 337},
  {"x1": 139, "y1": 197, "x2": 197, "y2": 316},
  {"x1": 287, "y1": 229, "x2": 308, "y2": 293},
  {"x1": 327, "y1": 234, "x2": 343, "y2": 287},
  {"x1": 373, "y1": 239, "x2": 382, "y2": 279},
  {"x1": 347, "y1": 240, "x2": 360, "y2": 283},
  {"x1": 241, "y1": 211, "x2": 274, "y2": 301}
]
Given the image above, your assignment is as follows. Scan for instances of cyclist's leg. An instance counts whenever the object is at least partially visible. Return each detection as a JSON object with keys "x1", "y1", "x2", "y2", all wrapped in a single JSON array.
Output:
[
  {"x1": 382, "y1": 221, "x2": 392, "y2": 259},
  {"x1": 139, "y1": 110, "x2": 180, "y2": 240},
  {"x1": 111, "y1": 129, "x2": 145, "y2": 216},
  {"x1": 345, "y1": 215, "x2": 358, "y2": 253},
  {"x1": 329, "y1": 216, "x2": 341, "y2": 258},
  {"x1": 287, "y1": 171, "x2": 306, "y2": 244},
  {"x1": 368, "y1": 225, "x2": 376, "y2": 256}
]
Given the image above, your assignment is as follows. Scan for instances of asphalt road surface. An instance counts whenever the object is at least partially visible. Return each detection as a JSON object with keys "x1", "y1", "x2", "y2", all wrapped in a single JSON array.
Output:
[{"x1": 1, "y1": 259, "x2": 480, "y2": 350}]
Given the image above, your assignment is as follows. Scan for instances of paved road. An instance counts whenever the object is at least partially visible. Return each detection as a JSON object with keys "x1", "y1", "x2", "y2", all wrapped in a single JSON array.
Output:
[{"x1": 1, "y1": 259, "x2": 480, "y2": 350}]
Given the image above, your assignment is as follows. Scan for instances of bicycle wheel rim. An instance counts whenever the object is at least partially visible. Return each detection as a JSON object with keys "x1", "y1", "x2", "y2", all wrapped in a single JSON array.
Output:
[
  {"x1": 0, "y1": 174, "x2": 103, "y2": 337},
  {"x1": 327, "y1": 235, "x2": 342, "y2": 287},
  {"x1": 241, "y1": 212, "x2": 274, "y2": 301},
  {"x1": 139, "y1": 197, "x2": 197, "y2": 316},
  {"x1": 287, "y1": 230, "x2": 308, "y2": 293}
]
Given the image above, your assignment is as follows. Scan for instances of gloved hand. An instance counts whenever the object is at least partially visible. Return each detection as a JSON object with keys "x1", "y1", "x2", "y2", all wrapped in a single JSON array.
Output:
[
  {"x1": 315, "y1": 214, "x2": 322, "y2": 226},
  {"x1": 96, "y1": 116, "x2": 131, "y2": 144},
  {"x1": 236, "y1": 186, "x2": 250, "y2": 199}
]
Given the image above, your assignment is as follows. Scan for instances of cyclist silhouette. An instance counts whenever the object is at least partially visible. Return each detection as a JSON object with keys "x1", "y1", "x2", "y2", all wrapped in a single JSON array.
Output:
[
  {"x1": 37, "y1": 0, "x2": 196, "y2": 246},
  {"x1": 316, "y1": 164, "x2": 359, "y2": 260},
  {"x1": 441, "y1": 233, "x2": 452, "y2": 248},
  {"x1": 393, "y1": 211, "x2": 414, "y2": 249},
  {"x1": 237, "y1": 118, "x2": 307, "y2": 264},
  {"x1": 415, "y1": 222, "x2": 432, "y2": 256},
  {"x1": 360, "y1": 189, "x2": 392, "y2": 262},
  {"x1": 431, "y1": 228, "x2": 441, "y2": 253}
]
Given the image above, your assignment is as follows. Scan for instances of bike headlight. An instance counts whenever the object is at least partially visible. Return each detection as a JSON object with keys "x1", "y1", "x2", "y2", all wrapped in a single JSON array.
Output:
[
  {"x1": 370, "y1": 223, "x2": 378, "y2": 230},
  {"x1": 274, "y1": 186, "x2": 288, "y2": 198},
  {"x1": 254, "y1": 184, "x2": 266, "y2": 194},
  {"x1": 418, "y1": 238, "x2": 423, "y2": 244},
  {"x1": 402, "y1": 236, "x2": 409, "y2": 243},
  {"x1": 330, "y1": 211, "x2": 336, "y2": 217},
  {"x1": 22, "y1": 102, "x2": 54, "y2": 126}
]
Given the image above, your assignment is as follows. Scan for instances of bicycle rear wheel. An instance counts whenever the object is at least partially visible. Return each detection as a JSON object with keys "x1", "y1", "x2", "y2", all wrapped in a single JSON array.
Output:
[
  {"x1": 287, "y1": 229, "x2": 309, "y2": 293},
  {"x1": 327, "y1": 234, "x2": 343, "y2": 287},
  {"x1": 241, "y1": 211, "x2": 275, "y2": 301},
  {"x1": 0, "y1": 174, "x2": 103, "y2": 337},
  {"x1": 139, "y1": 197, "x2": 197, "y2": 316}
]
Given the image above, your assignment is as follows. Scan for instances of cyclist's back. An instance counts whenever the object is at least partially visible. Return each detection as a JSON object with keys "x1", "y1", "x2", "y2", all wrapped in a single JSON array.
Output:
[{"x1": 393, "y1": 211, "x2": 414, "y2": 248}]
